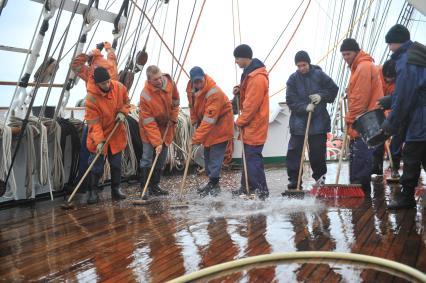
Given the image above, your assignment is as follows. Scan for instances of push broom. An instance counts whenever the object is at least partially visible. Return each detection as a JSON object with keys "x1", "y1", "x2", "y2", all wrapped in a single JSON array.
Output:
[
  {"x1": 132, "y1": 124, "x2": 169, "y2": 206},
  {"x1": 170, "y1": 142, "x2": 192, "y2": 209},
  {"x1": 310, "y1": 123, "x2": 364, "y2": 198},
  {"x1": 61, "y1": 121, "x2": 121, "y2": 209}
]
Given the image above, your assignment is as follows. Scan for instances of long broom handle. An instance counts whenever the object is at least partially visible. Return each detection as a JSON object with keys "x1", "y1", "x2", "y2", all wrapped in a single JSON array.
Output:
[
  {"x1": 178, "y1": 143, "x2": 192, "y2": 200},
  {"x1": 240, "y1": 127, "x2": 250, "y2": 195},
  {"x1": 335, "y1": 123, "x2": 348, "y2": 184},
  {"x1": 139, "y1": 124, "x2": 170, "y2": 199},
  {"x1": 385, "y1": 139, "x2": 394, "y2": 170},
  {"x1": 67, "y1": 121, "x2": 121, "y2": 203},
  {"x1": 297, "y1": 111, "x2": 312, "y2": 191}
]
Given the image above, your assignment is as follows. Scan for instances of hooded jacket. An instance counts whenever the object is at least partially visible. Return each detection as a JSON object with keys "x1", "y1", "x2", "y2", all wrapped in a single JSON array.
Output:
[
  {"x1": 386, "y1": 41, "x2": 426, "y2": 141},
  {"x1": 286, "y1": 65, "x2": 338, "y2": 135},
  {"x1": 235, "y1": 59, "x2": 269, "y2": 146},
  {"x1": 346, "y1": 50, "x2": 384, "y2": 138},
  {"x1": 186, "y1": 74, "x2": 234, "y2": 147},
  {"x1": 139, "y1": 74, "x2": 180, "y2": 147},
  {"x1": 84, "y1": 79, "x2": 130, "y2": 154}
]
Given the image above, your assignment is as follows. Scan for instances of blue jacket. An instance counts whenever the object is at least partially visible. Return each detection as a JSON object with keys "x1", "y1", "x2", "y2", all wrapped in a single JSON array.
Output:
[
  {"x1": 286, "y1": 65, "x2": 338, "y2": 135},
  {"x1": 387, "y1": 41, "x2": 426, "y2": 141}
]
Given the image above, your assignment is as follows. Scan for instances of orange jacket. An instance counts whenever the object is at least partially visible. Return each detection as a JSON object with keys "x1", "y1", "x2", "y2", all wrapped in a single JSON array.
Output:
[
  {"x1": 139, "y1": 74, "x2": 180, "y2": 147},
  {"x1": 345, "y1": 51, "x2": 384, "y2": 139},
  {"x1": 71, "y1": 49, "x2": 118, "y2": 83},
  {"x1": 186, "y1": 75, "x2": 234, "y2": 147},
  {"x1": 235, "y1": 67, "x2": 269, "y2": 145},
  {"x1": 84, "y1": 79, "x2": 130, "y2": 154},
  {"x1": 379, "y1": 65, "x2": 395, "y2": 117}
]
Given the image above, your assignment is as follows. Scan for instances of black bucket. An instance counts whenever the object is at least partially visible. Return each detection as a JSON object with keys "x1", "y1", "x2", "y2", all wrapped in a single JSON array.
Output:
[{"x1": 353, "y1": 108, "x2": 387, "y2": 147}]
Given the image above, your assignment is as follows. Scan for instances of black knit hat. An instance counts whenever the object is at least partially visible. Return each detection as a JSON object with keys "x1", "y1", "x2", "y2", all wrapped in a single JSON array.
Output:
[
  {"x1": 340, "y1": 38, "x2": 360, "y2": 52},
  {"x1": 385, "y1": 24, "x2": 410, "y2": 44},
  {"x1": 294, "y1": 50, "x2": 311, "y2": 64},
  {"x1": 382, "y1": 59, "x2": 396, "y2": 78},
  {"x1": 93, "y1": 67, "x2": 110, "y2": 83},
  {"x1": 233, "y1": 44, "x2": 253, "y2": 59}
]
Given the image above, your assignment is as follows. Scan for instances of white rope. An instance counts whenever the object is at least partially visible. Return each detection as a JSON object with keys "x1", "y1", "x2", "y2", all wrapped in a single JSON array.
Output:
[
  {"x1": 0, "y1": 123, "x2": 17, "y2": 199},
  {"x1": 46, "y1": 120, "x2": 64, "y2": 190},
  {"x1": 37, "y1": 120, "x2": 49, "y2": 186},
  {"x1": 167, "y1": 110, "x2": 192, "y2": 171}
]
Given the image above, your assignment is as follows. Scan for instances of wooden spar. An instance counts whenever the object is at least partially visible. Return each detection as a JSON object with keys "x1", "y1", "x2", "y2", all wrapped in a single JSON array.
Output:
[
  {"x1": 29, "y1": 0, "x2": 119, "y2": 23},
  {"x1": 0, "y1": 45, "x2": 32, "y2": 54},
  {"x1": 0, "y1": 81, "x2": 64, "y2": 88}
]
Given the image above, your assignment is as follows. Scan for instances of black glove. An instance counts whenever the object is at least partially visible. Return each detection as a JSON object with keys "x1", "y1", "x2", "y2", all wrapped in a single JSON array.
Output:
[
  {"x1": 96, "y1": 42, "x2": 104, "y2": 51},
  {"x1": 378, "y1": 95, "x2": 392, "y2": 110}
]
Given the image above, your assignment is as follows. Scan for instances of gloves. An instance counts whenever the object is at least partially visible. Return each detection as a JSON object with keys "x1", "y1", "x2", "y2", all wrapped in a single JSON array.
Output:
[
  {"x1": 96, "y1": 142, "x2": 105, "y2": 155},
  {"x1": 381, "y1": 119, "x2": 393, "y2": 136},
  {"x1": 378, "y1": 95, "x2": 392, "y2": 110},
  {"x1": 115, "y1": 112, "x2": 126, "y2": 123},
  {"x1": 309, "y1": 94, "x2": 321, "y2": 105},
  {"x1": 96, "y1": 42, "x2": 104, "y2": 51},
  {"x1": 306, "y1": 103, "x2": 315, "y2": 112}
]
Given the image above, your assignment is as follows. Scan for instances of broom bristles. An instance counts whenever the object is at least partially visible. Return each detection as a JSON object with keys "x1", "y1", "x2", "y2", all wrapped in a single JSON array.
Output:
[{"x1": 310, "y1": 184, "x2": 365, "y2": 198}]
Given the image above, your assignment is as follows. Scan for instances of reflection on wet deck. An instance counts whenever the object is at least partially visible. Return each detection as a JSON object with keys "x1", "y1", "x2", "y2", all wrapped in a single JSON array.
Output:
[{"x1": 1, "y1": 162, "x2": 425, "y2": 282}]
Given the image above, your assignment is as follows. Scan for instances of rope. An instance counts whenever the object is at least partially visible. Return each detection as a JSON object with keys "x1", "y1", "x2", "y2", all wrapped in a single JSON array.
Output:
[
  {"x1": 175, "y1": 0, "x2": 206, "y2": 84},
  {"x1": 263, "y1": 0, "x2": 305, "y2": 63},
  {"x1": 268, "y1": 0, "x2": 312, "y2": 73},
  {"x1": 121, "y1": 118, "x2": 138, "y2": 177},
  {"x1": 171, "y1": 0, "x2": 180, "y2": 76},
  {"x1": 0, "y1": 124, "x2": 17, "y2": 199},
  {"x1": 269, "y1": 0, "x2": 376, "y2": 98},
  {"x1": 156, "y1": 1, "x2": 169, "y2": 66},
  {"x1": 48, "y1": 120, "x2": 64, "y2": 190}
]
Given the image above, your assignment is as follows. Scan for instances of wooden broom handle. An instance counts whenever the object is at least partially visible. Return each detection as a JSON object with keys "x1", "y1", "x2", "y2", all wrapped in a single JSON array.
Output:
[{"x1": 297, "y1": 111, "x2": 312, "y2": 191}]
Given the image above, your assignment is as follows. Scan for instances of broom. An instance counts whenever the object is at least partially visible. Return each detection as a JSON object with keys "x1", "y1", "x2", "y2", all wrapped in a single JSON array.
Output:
[{"x1": 310, "y1": 123, "x2": 364, "y2": 198}]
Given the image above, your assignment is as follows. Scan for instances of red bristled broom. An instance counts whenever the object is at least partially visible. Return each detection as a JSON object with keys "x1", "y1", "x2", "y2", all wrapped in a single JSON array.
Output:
[{"x1": 310, "y1": 124, "x2": 365, "y2": 198}]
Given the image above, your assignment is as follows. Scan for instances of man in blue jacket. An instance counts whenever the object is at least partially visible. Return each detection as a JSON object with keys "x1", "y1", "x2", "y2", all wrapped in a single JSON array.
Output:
[
  {"x1": 286, "y1": 51, "x2": 338, "y2": 189},
  {"x1": 381, "y1": 24, "x2": 426, "y2": 209}
]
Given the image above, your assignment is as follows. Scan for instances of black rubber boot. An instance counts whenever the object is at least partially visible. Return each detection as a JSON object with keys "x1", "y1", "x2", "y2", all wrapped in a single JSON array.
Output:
[
  {"x1": 231, "y1": 186, "x2": 247, "y2": 196},
  {"x1": 111, "y1": 167, "x2": 126, "y2": 200},
  {"x1": 87, "y1": 173, "x2": 100, "y2": 205},
  {"x1": 199, "y1": 178, "x2": 220, "y2": 197},
  {"x1": 150, "y1": 168, "x2": 169, "y2": 196},
  {"x1": 387, "y1": 188, "x2": 416, "y2": 209}
]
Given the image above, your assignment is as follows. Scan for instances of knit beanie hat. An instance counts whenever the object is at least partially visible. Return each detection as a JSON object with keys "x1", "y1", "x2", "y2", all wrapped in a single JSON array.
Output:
[
  {"x1": 340, "y1": 38, "x2": 361, "y2": 52},
  {"x1": 189, "y1": 66, "x2": 205, "y2": 82},
  {"x1": 385, "y1": 24, "x2": 410, "y2": 44},
  {"x1": 233, "y1": 44, "x2": 253, "y2": 59},
  {"x1": 93, "y1": 67, "x2": 110, "y2": 83},
  {"x1": 294, "y1": 50, "x2": 311, "y2": 64}
]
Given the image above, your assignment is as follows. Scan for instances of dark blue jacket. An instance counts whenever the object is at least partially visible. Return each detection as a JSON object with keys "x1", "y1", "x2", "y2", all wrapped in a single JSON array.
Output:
[
  {"x1": 286, "y1": 65, "x2": 338, "y2": 135},
  {"x1": 387, "y1": 41, "x2": 426, "y2": 141}
]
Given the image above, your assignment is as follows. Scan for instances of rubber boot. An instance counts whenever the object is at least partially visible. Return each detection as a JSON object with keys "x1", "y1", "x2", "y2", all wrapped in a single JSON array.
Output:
[
  {"x1": 231, "y1": 186, "x2": 247, "y2": 196},
  {"x1": 87, "y1": 173, "x2": 100, "y2": 204},
  {"x1": 387, "y1": 187, "x2": 416, "y2": 209},
  {"x1": 199, "y1": 177, "x2": 220, "y2": 197},
  {"x1": 150, "y1": 168, "x2": 169, "y2": 196},
  {"x1": 391, "y1": 159, "x2": 401, "y2": 179},
  {"x1": 111, "y1": 167, "x2": 126, "y2": 200}
]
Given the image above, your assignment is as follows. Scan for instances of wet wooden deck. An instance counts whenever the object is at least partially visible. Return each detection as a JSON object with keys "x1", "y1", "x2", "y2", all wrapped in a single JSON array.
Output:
[{"x1": 1, "y1": 163, "x2": 426, "y2": 282}]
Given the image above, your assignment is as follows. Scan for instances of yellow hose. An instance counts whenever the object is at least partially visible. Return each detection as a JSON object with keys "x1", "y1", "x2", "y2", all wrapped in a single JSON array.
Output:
[{"x1": 167, "y1": 251, "x2": 426, "y2": 283}]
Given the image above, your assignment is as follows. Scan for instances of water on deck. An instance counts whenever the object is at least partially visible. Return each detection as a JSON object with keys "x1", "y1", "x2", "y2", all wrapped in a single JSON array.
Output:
[{"x1": 1, "y1": 162, "x2": 426, "y2": 282}]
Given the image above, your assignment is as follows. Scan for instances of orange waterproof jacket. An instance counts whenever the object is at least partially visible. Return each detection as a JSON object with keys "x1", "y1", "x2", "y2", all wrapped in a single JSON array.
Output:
[
  {"x1": 345, "y1": 51, "x2": 384, "y2": 139},
  {"x1": 85, "y1": 79, "x2": 130, "y2": 154},
  {"x1": 71, "y1": 49, "x2": 118, "y2": 83},
  {"x1": 139, "y1": 74, "x2": 180, "y2": 147},
  {"x1": 379, "y1": 65, "x2": 395, "y2": 117},
  {"x1": 186, "y1": 74, "x2": 234, "y2": 147},
  {"x1": 235, "y1": 67, "x2": 269, "y2": 145}
]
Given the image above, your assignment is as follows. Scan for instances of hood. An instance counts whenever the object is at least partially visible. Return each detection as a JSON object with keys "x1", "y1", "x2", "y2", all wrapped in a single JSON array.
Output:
[
  {"x1": 351, "y1": 50, "x2": 374, "y2": 71},
  {"x1": 186, "y1": 74, "x2": 217, "y2": 94},
  {"x1": 241, "y1": 58, "x2": 265, "y2": 82},
  {"x1": 87, "y1": 77, "x2": 113, "y2": 98},
  {"x1": 144, "y1": 73, "x2": 173, "y2": 93},
  {"x1": 408, "y1": 41, "x2": 426, "y2": 67}
]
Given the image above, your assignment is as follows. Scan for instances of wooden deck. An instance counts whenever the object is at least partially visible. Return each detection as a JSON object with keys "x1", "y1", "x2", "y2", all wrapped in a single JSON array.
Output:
[{"x1": 1, "y1": 164, "x2": 426, "y2": 282}]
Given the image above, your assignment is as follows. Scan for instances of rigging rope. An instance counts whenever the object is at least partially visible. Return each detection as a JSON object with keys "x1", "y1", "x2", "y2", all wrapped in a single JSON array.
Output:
[
  {"x1": 171, "y1": 0, "x2": 180, "y2": 76},
  {"x1": 175, "y1": 0, "x2": 206, "y2": 84},
  {"x1": 268, "y1": 0, "x2": 312, "y2": 73}
]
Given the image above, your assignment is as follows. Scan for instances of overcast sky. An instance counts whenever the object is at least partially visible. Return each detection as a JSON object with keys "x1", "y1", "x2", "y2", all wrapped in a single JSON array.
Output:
[{"x1": 0, "y1": 0, "x2": 425, "y2": 109}]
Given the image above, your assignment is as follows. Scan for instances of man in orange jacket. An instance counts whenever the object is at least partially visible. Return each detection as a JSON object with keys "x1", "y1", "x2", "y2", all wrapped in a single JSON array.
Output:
[
  {"x1": 84, "y1": 66, "x2": 130, "y2": 204},
  {"x1": 139, "y1": 65, "x2": 180, "y2": 198},
  {"x1": 187, "y1": 66, "x2": 234, "y2": 197},
  {"x1": 72, "y1": 41, "x2": 118, "y2": 83},
  {"x1": 340, "y1": 38, "x2": 384, "y2": 194},
  {"x1": 231, "y1": 44, "x2": 269, "y2": 200}
]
